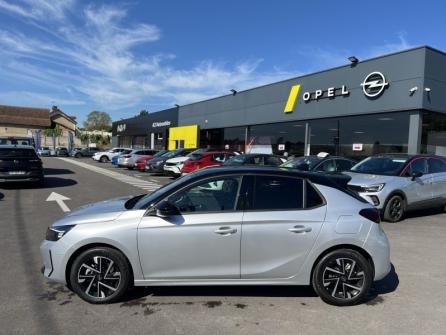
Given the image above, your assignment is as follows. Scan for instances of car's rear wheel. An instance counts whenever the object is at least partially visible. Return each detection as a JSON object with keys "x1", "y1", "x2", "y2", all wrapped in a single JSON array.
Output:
[
  {"x1": 100, "y1": 156, "x2": 109, "y2": 163},
  {"x1": 69, "y1": 247, "x2": 130, "y2": 304},
  {"x1": 312, "y1": 249, "x2": 372, "y2": 306},
  {"x1": 383, "y1": 195, "x2": 405, "y2": 222}
]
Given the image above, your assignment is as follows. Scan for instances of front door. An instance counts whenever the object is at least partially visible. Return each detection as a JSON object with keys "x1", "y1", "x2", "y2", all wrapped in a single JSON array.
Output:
[
  {"x1": 404, "y1": 158, "x2": 433, "y2": 204},
  {"x1": 138, "y1": 175, "x2": 243, "y2": 279},
  {"x1": 241, "y1": 176, "x2": 326, "y2": 279}
]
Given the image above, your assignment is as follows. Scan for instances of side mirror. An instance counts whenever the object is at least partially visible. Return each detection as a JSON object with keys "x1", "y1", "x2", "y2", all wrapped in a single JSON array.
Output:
[
  {"x1": 153, "y1": 200, "x2": 180, "y2": 217},
  {"x1": 411, "y1": 171, "x2": 423, "y2": 181}
]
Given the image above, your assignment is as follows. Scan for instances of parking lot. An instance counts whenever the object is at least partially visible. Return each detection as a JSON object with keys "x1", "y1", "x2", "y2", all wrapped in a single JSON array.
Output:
[{"x1": 1, "y1": 157, "x2": 445, "y2": 335}]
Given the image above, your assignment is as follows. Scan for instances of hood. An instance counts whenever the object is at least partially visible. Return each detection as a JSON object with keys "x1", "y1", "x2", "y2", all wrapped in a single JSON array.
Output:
[
  {"x1": 344, "y1": 172, "x2": 397, "y2": 186},
  {"x1": 166, "y1": 156, "x2": 189, "y2": 164},
  {"x1": 52, "y1": 195, "x2": 133, "y2": 227}
]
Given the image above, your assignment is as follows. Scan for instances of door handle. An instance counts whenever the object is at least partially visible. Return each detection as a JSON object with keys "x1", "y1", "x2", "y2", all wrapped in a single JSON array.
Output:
[
  {"x1": 288, "y1": 225, "x2": 312, "y2": 234},
  {"x1": 214, "y1": 226, "x2": 237, "y2": 235}
]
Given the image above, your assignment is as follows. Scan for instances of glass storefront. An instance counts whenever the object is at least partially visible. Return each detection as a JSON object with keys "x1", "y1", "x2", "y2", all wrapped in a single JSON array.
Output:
[
  {"x1": 198, "y1": 112, "x2": 412, "y2": 158},
  {"x1": 421, "y1": 111, "x2": 446, "y2": 156}
]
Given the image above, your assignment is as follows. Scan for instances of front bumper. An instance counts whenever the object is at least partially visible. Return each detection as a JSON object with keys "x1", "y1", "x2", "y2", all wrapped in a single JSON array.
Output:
[
  {"x1": 40, "y1": 240, "x2": 67, "y2": 284},
  {"x1": 357, "y1": 192, "x2": 384, "y2": 209},
  {"x1": 146, "y1": 164, "x2": 164, "y2": 173},
  {"x1": 163, "y1": 165, "x2": 182, "y2": 176}
]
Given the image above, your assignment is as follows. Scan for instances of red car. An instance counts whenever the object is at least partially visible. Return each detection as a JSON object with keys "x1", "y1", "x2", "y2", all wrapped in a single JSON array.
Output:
[
  {"x1": 135, "y1": 156, "x2": 156, "y2": 171},
  {"x1": 181, "y1": 152, "x2": 235, "y2": 174}
]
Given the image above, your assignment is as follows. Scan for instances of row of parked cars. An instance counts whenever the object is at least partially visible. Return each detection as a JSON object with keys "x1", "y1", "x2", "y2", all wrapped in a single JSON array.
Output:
[{"x1": 90, "y1": 147, "x2": 446, "y2": 223}]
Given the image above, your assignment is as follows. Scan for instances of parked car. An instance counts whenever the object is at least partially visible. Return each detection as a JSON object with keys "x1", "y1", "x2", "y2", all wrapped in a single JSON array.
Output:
[
  {"x1": 111, "y1": 149, "x2": 133, "y2": 165},
  {"x1": 163, "y1": 148, "x2": 219, "y2": 177},
  {"x1": 41, "y1": 166, "x2": 390, "y2": 306},
  {"x1": 37, "y1": 147, "x2": 51, "y2": 156},
  {"x1": 281, "y1": 153, "x2": 356, "y2": 173},
  {"x1": 135, "y1": 150, "x2": 169, "y2": 171},
  {"x1": 181, "y1": 151, "x2": 235, "y2": 174},
  {"x1": 55, "y1": 147, "x2": 69, "y2": 157},
  {"x1": 0, "y1": 145, "x2": 44, "y2": 186},
  {"x1": 71, "y1": 147, "x2": 101, "y2": 158},
  {"x1": 146, "y1": 149, "x2": 195, "y2": 174},
  {"x1": 117, "y1": 149, "x2": 158, "y2": 169},
  {"x1": 92, "y1": 148, "x2": 132, "y2": 163},
  {"x1": 224, "y1": 154, "x2": 286, "y2": 167},
  {"x1": 345, "y1": 154, "x2": 446, "y2": 222}
]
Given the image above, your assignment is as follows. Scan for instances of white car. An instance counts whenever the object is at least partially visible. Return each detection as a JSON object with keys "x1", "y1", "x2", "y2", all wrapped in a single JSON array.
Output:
[{"x1": 93, "y1": 148, "x2": 131, "y2": 163}]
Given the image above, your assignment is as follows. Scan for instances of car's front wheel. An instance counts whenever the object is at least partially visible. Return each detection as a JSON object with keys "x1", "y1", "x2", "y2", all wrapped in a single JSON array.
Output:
[
  {"x1": 69, "y1": 247, "x2": 131, "y2": 304},
  {"x1": 100, "y1": 156, "x2": 109, "y2": 163},
  {"x1": 383, "y1": 194, "x2": 405, "y2": 222},
  {"x1": 312, "y1": 249, "x2": 372, "y2": 306}
]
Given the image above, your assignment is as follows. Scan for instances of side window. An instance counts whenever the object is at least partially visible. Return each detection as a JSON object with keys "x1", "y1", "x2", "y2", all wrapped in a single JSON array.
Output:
[
  {"x1": 315, "y1": 160, "x2": 336, "y2": 172},
  {"x1": 264, "y1": 156, "x2": 282, "y2": 166},
  {"x1": 428, "y1": 158, "x2": 446, "y2": 173},
  {"x1": 336, "y1": 159, "x2": 355, "y2": 171},
  {"x1": 405, "y1": 158, "x2": 428, "y2": 176},
  {"x1": 213, "y1": 154, "x2": 225, "y2": 162},
  {"x1": 306, "y1": 181, "x2": 324, "y2": 208},
  {"x1": 253, "y1": 156, "x2": 264, "y2": 165},
  {"x1": 252, "y1": 176, "x2": 303, "y2": 210},
  {"x1": 168, "y1": 176, "x2": 242, "y2": 213}
]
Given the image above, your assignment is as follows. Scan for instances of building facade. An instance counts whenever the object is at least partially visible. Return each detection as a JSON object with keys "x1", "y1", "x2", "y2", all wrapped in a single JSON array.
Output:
[
  {"x1": 112, "y1": 46, "x2": 446, "y2": 159},
  {"x1": 111, "y1": 108, "x2": 178, "y2": 149}
]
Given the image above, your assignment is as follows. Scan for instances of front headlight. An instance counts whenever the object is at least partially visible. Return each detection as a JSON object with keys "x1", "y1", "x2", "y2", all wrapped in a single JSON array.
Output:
[
  {"x1": 155, "y1": 160, "x2": 163, "y2": 166},
  {"x1": 45, "y1": 225, "x2": 76, "y2": 241},
  {"x1": 363, "y1": 183, "x2": 385, "y2": 192}
]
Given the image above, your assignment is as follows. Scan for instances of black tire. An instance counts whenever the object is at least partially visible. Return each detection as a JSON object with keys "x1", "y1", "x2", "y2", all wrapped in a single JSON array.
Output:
[
  {"x1": 100, "y1": 156, "x2": 109, "y2": 163},
  {"x1": 312, "y1": 249, "x2": 372, "y2": 306},
  {"x1": 127, "y1": 167, "x2": 134, "y2": 170},
  {"x1": 383, "y1": 194, "x2": 405, "y2": 222},
  {"x1": 75, "y1": 153, "x2": 81, "y2": 158},
  {"x1": 69, "y1": 247, "x2": 131, "y2": 304}
]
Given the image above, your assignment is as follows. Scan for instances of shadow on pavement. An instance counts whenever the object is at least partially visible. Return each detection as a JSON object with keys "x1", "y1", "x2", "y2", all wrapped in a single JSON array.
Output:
[
  {"x1": 43, "y1": 168, "x2": 75, "y2": 175},
  {"x1": 404, "y1": 207, "x2": 445, "y2": 220},
  {"x1": 366, "y1": 263, "x2": 399, "y2": 304},
  {"x1": 119, "y1": 264, "x2": 399, "y2": 305},
  {"x1": 0, "y1": 177, "x2": 77, "y2": 190},
  {"x1": 0, "y1": 192, "x2": 4, "y2": 200}
]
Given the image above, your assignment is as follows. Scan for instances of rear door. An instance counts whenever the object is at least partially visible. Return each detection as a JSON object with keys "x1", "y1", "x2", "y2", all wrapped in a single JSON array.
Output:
[
  {"x1": 241, "y1": 175, "x2": 326, "y2": 279},
  {"x1": 428, "y1": 158, "x2": 446, "y2": 201}
]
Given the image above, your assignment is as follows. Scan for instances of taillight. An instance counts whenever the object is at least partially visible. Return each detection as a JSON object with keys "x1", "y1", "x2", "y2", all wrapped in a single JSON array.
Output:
[{"x1": 359, "y1": 208, "x2": 381, "y2": 224}]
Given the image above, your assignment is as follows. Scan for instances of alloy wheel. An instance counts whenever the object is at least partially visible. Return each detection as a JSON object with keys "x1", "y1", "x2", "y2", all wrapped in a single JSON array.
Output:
[
  {"x1": 322, "y1": 257, "x2": 365, "y2": 300},
  {"x1": 77, "y1": 256, "x2": 121, "y2": 299},
  {"x1": 389, "y1": 198, "x2": 403, "y2": 221}
]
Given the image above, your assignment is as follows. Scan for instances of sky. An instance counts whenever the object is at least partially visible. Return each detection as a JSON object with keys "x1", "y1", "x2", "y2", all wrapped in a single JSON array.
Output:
[{"x1": 0, "y1": 0, "x2": 445, "y2": 125}]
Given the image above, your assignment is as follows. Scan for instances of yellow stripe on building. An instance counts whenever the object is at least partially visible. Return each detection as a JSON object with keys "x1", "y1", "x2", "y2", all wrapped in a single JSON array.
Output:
[{"x1": 284, "y1": 84, "x2": 301, "y2": 113}]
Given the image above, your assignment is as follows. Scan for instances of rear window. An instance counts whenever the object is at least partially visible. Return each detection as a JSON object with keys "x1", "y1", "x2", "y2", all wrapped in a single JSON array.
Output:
[
  {"x1": 306, "y1": 181, "x2": 324, "y2": 208},
  {"x1": 253, "y1": 176, "x2": 303, "y2": 210},
  {"x1": 0, "y1": 148, "x2": 37, "y2": 158}
]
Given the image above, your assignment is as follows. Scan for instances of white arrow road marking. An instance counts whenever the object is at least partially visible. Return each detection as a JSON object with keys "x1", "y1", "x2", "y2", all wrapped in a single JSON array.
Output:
[{"x1": 46, "y1": 192, "x2": 71, "y2": 212}]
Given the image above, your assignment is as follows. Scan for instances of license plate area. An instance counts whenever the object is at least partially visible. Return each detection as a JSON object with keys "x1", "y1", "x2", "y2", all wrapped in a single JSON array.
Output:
[{"x1": 9, "y1": 171, "x2": 26, "y2": 175}]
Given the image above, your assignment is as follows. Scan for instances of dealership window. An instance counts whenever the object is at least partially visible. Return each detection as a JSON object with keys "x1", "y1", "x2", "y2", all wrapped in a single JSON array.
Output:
[
  {"x1": 118, "y1": 136, "x2": 132, "y2": 148},
  {"x1": 248, "y1": 122, "x2": 305, "y2": 156},
  {"x1": 421, "y1": 111, "x2": 446, "y2": 156},
  {"x1": 309, "y1": 119, "x2": 339, "y2": 156},
  {"x1": 224, "y1": 126, "x2": 246, "y2": 152},
  {"x1": 338, "y1": 112, "x2": 410, "y2": 159},
  {"x1": 133, "y1": 136, "x2": 146, "y2": 148},
  {"x1": 200, "y1": 129, "x2": 223, "y2": 149}
]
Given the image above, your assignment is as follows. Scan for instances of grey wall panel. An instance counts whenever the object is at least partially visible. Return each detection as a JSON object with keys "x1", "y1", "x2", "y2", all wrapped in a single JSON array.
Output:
[
  {"x1": 423, "y1": 48, "x2": 446, "y2": 113},
  {"x1": 179, "y1": 47, "x2": 428, "y2": 129}
]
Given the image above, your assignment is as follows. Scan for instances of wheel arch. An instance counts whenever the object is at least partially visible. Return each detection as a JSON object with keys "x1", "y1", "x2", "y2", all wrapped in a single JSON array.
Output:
[
  {"x1": 65, "y1": 242, "x2": 135, "y2": 288},
  {"x1": 383, "y1": 190, "x2": 407, "y2": 209},
  {"x1": 310, "y1": 244, "x2": 375, "y2": 285}
]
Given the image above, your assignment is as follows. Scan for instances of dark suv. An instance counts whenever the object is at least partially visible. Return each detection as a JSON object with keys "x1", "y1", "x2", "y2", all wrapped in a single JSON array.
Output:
[
  {"x1": 71, "y1": 147, "x2": 101, "y2": 158},
  {"x1": 0, "y1": 145, "x2": 44, "y2": 186}
]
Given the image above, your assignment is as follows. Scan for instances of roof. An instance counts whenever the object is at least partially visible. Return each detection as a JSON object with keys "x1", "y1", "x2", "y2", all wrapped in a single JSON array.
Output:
[
  {"x1": 50, "y1": 106, "x2": 77, "y2": 125},
  {"x1": 188, "y1": 165, "x2": 352, "y2": 190},
  {"x1": 0, "y1": 105, "x2": 50, "y2": 127}
]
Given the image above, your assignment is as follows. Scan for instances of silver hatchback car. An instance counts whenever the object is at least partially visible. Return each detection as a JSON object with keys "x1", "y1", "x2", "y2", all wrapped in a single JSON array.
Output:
[
  {"x1": 41, "y1": 167, "x2": 390, "y2": 306},
  {"x1": 346, "y1": 154, "x2": 446, "y2": 222}
]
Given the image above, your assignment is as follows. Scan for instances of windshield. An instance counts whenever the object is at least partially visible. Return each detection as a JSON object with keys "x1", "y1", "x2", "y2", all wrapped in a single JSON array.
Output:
[
  {"x1": 224, "y1": 155, "x2": 246, "y2": 165},
  {"x1": 164, "y1": 150, "x2": 184, "y2": 158},
  {"x1": 351, "y1": 156, "x2": 408, "y2": 176},
  {"x1": 134, "y1": 173, "x2": 195, "y2": 209},
  {"x1": 153, "y1": 150, "x2": 168, "y2": 157},
  {"x1": 0, "y1": 148, "x2": 37, "y2": 158},
  {"x1": 187, "y1": 148, "x2": 206, "y2": 157},
  {"x1": 281, "y1": 157, "x2": 320, "y2": 169}
]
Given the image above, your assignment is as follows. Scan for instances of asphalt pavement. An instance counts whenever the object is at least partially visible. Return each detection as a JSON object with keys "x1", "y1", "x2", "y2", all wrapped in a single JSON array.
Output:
[{"x1": 0, "y1": 157, "x2": 445, "y2": 335}]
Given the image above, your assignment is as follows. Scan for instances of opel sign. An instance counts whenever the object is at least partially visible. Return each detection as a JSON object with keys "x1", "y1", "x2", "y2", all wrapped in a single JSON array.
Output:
[{"x1": 361, "y1": 72, "x2": 389, "y2": 98}]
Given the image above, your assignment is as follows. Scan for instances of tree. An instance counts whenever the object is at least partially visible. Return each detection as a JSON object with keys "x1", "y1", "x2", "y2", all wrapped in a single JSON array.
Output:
[
  {"x1": 43, "y1": 126, "x2": 63, "y2": 149},
  {"x1": 139, "y1": 110, "x2": 149, "y2": 116},
  {"x1": 83, "y1": 111, "x2": 112, "y2": 131}
]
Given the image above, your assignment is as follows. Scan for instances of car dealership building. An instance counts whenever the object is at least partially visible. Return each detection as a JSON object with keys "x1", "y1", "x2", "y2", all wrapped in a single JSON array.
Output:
[{"x1": 112, "y1": 46, "x2": 446, "y2": 158}]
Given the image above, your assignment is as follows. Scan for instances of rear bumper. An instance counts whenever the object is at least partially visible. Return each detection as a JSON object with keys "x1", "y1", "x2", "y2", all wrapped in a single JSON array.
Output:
[
  {"x1": 363, "y1": 224, "x2": 391, "y2": 281},
  {"x1": 0, "y1": 171, "x2": 43, "y2": 182}
]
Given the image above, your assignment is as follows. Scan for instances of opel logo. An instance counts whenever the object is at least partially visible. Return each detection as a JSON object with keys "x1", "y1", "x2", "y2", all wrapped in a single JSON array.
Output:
[{"x1": 361, "y1": 72, "x2": 389, "y2": 98}]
